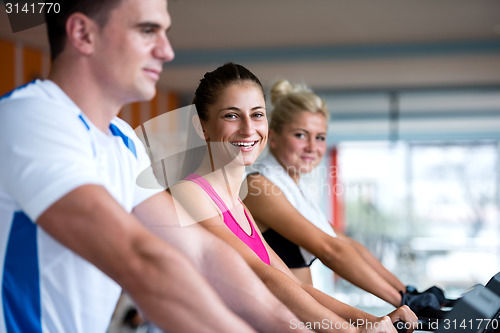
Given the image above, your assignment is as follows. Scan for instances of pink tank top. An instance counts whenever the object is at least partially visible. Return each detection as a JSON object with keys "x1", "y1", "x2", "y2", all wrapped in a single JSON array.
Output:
[{"x1": 186, "y1": 174, "x2": 270, "y2": 265}]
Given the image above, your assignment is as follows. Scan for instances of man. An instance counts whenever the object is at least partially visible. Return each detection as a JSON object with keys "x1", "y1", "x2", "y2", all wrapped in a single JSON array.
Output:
[{"x1": 0, "y1": 0, "x2": 304, "y2": 332}]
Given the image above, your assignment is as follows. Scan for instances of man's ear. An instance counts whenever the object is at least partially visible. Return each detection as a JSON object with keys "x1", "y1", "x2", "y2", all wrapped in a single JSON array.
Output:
[
  {"x1": 65, "y1": 12, "x2": 97, "y2": 56},
  {"x1": 192, "y1": 115, "x2": 208, "y2": 141}
]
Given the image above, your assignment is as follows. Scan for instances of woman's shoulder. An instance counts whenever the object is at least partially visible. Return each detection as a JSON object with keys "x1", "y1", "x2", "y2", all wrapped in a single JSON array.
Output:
[
  {"x1": 169, "y1": 179, "x2": 223, "y2": 224},
  {"x1": 246, "y1": 154, "x2": 283, "y2": 180}
]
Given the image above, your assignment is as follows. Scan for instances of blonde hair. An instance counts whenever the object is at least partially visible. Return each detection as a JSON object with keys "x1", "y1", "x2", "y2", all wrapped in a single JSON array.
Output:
[{"x1": 269, "y1": 80, "x2": 329, "y2": 134}]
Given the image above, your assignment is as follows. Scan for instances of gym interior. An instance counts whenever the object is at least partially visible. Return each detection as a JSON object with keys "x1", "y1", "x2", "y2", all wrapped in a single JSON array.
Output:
[{"x1": 1, "y1": 0, "x2": 500, "y2": 331}]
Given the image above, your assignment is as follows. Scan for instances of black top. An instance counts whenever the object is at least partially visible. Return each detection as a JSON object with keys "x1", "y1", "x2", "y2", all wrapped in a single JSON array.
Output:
[{"x1": 262, "y1": 228, "x2": 316, "y2": 268}]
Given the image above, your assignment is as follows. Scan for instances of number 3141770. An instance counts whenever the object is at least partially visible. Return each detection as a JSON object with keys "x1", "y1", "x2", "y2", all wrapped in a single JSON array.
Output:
[
  {"x1": 442, "y1": 318, "x2": 499, "y2": 331},
  {"x1": 5, "y1": 2, "x2": 61, "y2": 14}
]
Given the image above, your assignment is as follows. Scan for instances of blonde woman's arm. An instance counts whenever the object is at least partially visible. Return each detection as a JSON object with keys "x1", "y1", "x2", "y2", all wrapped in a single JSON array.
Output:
[
  {"x1": 333, "y1": 229, "x2": 406, "y2": 293},
  {"x1": 243, "y1": 174, "x2": 402, "y2": 307},
  {"x1": 249, "y1": 207, "x2": 417, "y2": 331}
]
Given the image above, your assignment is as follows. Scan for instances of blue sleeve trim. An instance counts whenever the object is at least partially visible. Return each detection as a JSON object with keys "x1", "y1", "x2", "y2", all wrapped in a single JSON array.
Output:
[
  {"x1": 0, "y1": 81, "x2": 37, "y2": 102},
  {"x1": 2, "y1": 212, "x2": 42, "y2": 333},
  {"x1": 109, "y1": 123, "x2": 137, "y2": 159}
]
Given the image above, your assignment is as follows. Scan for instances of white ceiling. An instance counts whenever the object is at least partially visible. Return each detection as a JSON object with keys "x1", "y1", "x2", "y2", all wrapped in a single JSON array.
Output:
[
  {"x1": 167, "y1": 0, "x2": 500, "y2": 48},
  {"x1": 2, "y1": 0, "x2": 500, "y2": 95},
  {"x1": 164, "y1": 0, "x2": 500, "y2": 95}
]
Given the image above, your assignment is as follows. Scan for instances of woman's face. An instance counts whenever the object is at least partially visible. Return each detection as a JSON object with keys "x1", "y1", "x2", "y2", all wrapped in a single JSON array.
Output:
[
  {"x1": 270, "y1": 111, "x2": 327, "y2": 181},
  {"x1": 201, "y1": 82, "x2": 268, "y2": 167}
]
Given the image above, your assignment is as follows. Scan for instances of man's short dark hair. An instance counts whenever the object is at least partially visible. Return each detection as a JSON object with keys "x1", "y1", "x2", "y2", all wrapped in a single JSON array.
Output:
[{"x1": 45, "y1": 0, "x2": 124, "y2": 61}]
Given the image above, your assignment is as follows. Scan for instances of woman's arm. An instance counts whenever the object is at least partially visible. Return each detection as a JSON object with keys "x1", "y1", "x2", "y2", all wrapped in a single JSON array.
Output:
[
  {"x1": 243, "y1": 174, "x2": 402, "y2": 307},
  {"x1": 334, "y1": 230, "x2": 406, "y2": 293},
  {"x1": 134, "y1": 188, "x2": 307, "y2": 333},
  {"x1": 252, "y1": 202, "x2": 418, "y2": 332},
  {"x1": 173, "y1": 179, "x2": 418, "y2": 332},
  {"x1": 203, "y1": 214, "x2": 364, "y2": 333},
  {"x1": 259, "y1": 230, "x2": 417, "y2": 329},
  {"x1": 172, "y1": 181, "x2": 364, "y2": 332}
]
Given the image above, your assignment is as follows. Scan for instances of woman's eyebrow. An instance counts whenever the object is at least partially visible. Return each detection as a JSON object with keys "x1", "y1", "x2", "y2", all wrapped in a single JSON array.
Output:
[
  {"x1": 218, "y1": 106, "x2": 265, "y2": 113},
  {"x1": 217, "y1": 106, "x2": 240, "y2": 113},
  {"x1": 251, "y1": 106, "x2": 266, "y2": 111}
]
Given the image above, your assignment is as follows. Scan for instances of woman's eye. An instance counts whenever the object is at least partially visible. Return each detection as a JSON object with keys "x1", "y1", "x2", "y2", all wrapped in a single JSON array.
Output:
[
  {"x1": 224, "y1": 114, "x2": 237, "y2": 119},
  {"x1": 294, "y1": 133, "x2": 306, "y2": 139},
  {"x1": 317, "y1": 136, "x2": 326, "y2": 142},
  {"x1": 252, "y1": 112, "x2": 265, "y2": 118}
]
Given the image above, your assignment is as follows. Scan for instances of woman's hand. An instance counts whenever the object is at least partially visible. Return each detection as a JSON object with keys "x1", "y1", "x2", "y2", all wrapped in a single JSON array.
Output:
[
  {"x1": 357, "y1": 316, "x2": 396, "y2": 333},
  {"x1": 358, "y1": 316, "x2": 397, "y2": 333},
  {"x1": 385, "y1": 305, "x2": 419, "y2": 332}
]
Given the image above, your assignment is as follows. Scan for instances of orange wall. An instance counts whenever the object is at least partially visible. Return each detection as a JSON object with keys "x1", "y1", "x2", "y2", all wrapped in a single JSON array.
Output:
[
  {"x1": 0, "y1": 39, "x2": 15, "y2": 96},
  {"x1": 0, "y1": 37, "x2": 179, "y2": 130},
  {"x1": 23, "y1": 46, "x2": 43, "y2": 83},
  {"x1": 0, "y1": 38, "x2": 45, "y2": 96},
  {"x1": 121, "y1": 90, "x2": 180, "y2": 130}
]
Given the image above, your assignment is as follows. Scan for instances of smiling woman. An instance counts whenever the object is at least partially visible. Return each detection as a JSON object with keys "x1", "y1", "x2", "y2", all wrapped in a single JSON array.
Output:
[
  {"x1": 177, "y1": 63, "x2": 267, "y2": 178},
  {"x1": 168, "y1": 63, "x2": 419, "y2": 333},
  {"x1": 172, "y1": 62, "x2": 268, "y2": 231},
  {"x1": 201, "y1": 82, "x2": 267, "y2": 166}
]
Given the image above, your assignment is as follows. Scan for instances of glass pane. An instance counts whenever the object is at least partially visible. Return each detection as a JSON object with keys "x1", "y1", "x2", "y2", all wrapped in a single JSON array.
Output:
[{"x1": 318, "y1": 140, "x2": 500, "y2": 315}]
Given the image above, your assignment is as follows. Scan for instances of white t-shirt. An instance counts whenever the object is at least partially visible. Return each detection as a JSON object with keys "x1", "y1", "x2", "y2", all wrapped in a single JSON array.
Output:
[
  {"x1": 0, "y1": 80, "x2": 161, "y2": 333},
  {"x1": 248, "y1": 153, "x2": 336, "y2": 266}
]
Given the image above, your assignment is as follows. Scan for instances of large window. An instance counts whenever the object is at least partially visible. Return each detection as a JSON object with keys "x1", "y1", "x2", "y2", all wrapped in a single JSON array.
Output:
[
  {"x1": 318, "y1": 140, "x2": 500, "y2": 313},
  {"x1": 311, "y1": 86, "x2": 500, "y2": 313}
]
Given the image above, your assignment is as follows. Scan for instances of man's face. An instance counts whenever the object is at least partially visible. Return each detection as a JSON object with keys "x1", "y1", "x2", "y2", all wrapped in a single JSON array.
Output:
[{"x1": 91, "y1": 0, "x2": 174, "y2": 103}]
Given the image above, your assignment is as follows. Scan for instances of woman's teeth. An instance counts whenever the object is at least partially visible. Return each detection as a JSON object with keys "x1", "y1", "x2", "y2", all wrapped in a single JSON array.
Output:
[{"x1": 231, "y1": 141, "x2": 256, "y2": 147}]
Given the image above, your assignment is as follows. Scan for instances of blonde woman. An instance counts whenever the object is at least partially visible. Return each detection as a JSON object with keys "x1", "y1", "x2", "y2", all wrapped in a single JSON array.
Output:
[{"x1": 243, "y1": 79, "x2": 449, "y2": 319}]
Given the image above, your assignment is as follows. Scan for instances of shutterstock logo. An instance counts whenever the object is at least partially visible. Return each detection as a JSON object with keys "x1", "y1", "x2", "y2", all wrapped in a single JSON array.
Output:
[{"x1": 3, "y1": 0, "x2": 60, "y2": 33}]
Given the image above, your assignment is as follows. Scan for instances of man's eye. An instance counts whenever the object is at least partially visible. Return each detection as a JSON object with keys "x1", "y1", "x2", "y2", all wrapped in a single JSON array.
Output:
[
  {"x1": 141, "y1": 27, "x2": 156, "y2": 35},
  {"x1": 224, "y1": 114, "x2": 237, "y2": 119},
  {"x1": 294, "y1": 133, "x2": 305, "y2": 139},
  {"x1": 317, "y1": 136, "x2": 326, "y2": 142}
]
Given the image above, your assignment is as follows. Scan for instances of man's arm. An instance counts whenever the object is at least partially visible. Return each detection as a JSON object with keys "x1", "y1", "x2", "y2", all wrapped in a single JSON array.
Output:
[
  {"x1": 37, "y1": 184, "x2": 255, "y2": 333},
  {"x1": 133, "y1": 190, "x2": 310, "y2": 333}
]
